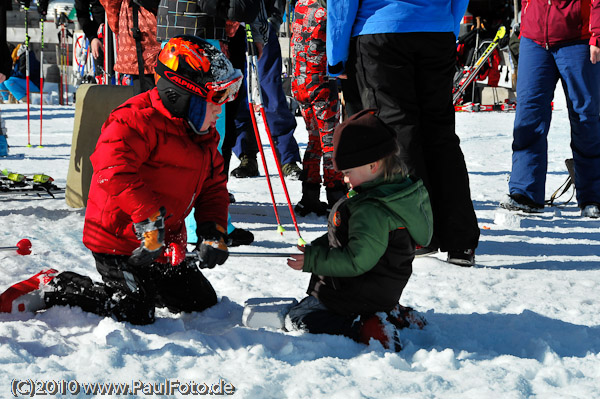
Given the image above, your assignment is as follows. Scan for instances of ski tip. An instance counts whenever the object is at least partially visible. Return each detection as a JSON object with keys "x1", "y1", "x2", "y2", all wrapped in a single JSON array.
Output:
[
  {"x1": 277, "y1": 225, "x2": 285, "y2": 235},
  {"x1": 297, "y1": 237, "x2": 307, "y2": 247}
]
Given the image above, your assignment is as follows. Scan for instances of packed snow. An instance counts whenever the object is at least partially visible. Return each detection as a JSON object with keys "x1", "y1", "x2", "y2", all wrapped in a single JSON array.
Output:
[{"x1": 1, "y1": 86, "x2": 599, "y2": 398}]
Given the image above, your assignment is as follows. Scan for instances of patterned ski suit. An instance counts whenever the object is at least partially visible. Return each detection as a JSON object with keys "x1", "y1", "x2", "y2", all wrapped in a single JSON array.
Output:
[{"x1": 291, "y1": 0, "x2": 342, "y2": 187}]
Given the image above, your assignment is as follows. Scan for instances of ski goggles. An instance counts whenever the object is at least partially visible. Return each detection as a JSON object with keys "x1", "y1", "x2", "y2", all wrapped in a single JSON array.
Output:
[{"x1": 205, "y1": 71, "x2": 243, "y2": 105}]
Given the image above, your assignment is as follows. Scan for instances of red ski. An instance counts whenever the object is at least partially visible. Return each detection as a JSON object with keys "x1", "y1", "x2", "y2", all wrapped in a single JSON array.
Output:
[{"x1": 0, "y1": 268, "x2": 58, "y2": 313}]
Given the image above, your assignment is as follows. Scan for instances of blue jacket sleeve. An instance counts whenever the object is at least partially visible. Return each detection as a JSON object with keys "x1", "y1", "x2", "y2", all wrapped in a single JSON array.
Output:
[
  {"x1": 326, "y1": 0, "x2": 359, "y2": 76},
  {"x1": 451, "y1": 0, "x2": 470, "y2": 38}
]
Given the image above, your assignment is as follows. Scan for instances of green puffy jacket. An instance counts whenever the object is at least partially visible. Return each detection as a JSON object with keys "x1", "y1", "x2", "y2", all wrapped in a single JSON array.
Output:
[{"x1": 303, "y1": 175, "x2": 433, "y2": 315}]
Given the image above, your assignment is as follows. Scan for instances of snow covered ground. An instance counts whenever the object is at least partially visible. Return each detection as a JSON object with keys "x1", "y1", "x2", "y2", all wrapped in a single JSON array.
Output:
[{"x1": 1, "y1": 87, "x2": 599, "y2": 399}]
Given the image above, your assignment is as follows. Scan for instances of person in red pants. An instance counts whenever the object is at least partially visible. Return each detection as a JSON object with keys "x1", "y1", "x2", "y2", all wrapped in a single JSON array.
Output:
[{"x1": 291, "y1": 0, "x2": 345, "y2": 216}]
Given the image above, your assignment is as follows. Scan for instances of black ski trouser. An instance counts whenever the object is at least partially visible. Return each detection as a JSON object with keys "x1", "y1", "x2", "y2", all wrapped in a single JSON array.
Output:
[
  {"x1": 44, "y1": 253, "x2": 217, "y2": 325},
  {"x1": 287, "y1": 296, "x2": 361, "y2": 342},
  {"x1": 350, "y1": 32, "x2": 480, "y2": 252}
]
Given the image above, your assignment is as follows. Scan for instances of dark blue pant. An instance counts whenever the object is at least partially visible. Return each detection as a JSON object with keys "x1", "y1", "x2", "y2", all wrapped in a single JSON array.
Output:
[
  {"x1": 510, "y1": 37, "x2": 600, "y2": 207},
  {"x1": 233, "y1": 23, "x2": 300, "y2": 165}
]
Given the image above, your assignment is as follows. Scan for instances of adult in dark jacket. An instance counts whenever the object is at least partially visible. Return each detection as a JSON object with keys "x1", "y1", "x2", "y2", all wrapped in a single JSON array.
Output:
[
  {"x1": 287, "y1": 110, "x2": 433, "y2": 350},
  {"x1": 501, "y1": 0, "x2": 600, "y2": 218},
  {"x1": 36, "y1": 36, "x2": 242, "y2": 325}
]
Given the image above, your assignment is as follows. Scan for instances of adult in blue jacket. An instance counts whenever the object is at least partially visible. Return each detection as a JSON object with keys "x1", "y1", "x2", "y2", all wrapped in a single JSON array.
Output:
[{"x1": 326, "y1": 0, "x2": 480, "y2": 266}]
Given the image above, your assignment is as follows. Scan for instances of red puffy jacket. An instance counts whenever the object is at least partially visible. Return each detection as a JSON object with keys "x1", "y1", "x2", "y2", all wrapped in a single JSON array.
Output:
[
  {"x1": 521, "y1": 0, "x2": 600, "y2": 48},
  {"x1": 83, "y1": 88, "x2": 229, "y2": 255}
]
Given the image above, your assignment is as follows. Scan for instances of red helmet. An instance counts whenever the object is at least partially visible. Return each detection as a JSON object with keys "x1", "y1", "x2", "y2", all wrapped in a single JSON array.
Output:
[{"x1": 155, "y1": 35, "x2": 242, "y2": 105}]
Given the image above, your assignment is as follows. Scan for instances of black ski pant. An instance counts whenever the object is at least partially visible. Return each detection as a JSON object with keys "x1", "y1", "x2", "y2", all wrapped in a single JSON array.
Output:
[
  {"x1": 44, "y1": 253, "x2": 217, "y2": 325},
  {"x1": 287, "y1": 296, "x2": 361, "y2": 342},
  {"x1": 350, "y1": 32, "x2": 480, "y2": 252}
]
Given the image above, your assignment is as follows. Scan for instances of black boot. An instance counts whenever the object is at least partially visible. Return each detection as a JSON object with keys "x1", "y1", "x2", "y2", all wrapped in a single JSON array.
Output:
[
  {"x1": 295, "y1": 183, "x2": 328, "y2": 216},
  {"x1": 227, "y1": 228, "x2": 254, "y2": 247},
  {"x1": 230, "y1": 154, "x2": 259, "y2": 178}
]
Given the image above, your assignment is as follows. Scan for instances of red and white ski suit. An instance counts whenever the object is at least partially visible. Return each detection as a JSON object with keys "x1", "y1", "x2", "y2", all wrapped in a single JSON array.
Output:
[{"x1": 291, "y1": 0, "x2": 343, "y2": 187}]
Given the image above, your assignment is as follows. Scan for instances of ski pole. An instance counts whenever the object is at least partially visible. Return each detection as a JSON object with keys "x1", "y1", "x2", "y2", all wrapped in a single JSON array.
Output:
[
  {"x1": 246, "y1": 25, "x2": 306, "y2": 246},
  {"x1": 0, "y1": 239, "x2": 32, "y2": 255},
  {"x1": 163, "y1": 243, "x2": 300, "y2": 267},
  {"x1": 60, "y1": 13, "x2": 70, "y2": 105},
  {"x1": 229, "y1": 251, "x2": 298, "y2": 257},
  {"x1": 24, "y1": 5, "x2": 31, "y2": 147},
  {"x1": 39, "y1": 15, "x2": 44, "y2": 147},
  {"x1": 245, "y1": 29, "x2": 285, "y2": 236}
]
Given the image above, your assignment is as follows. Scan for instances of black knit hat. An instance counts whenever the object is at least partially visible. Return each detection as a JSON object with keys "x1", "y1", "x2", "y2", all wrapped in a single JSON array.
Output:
[{"x1": 333, "y1": 109, "x2": 397, "y2": 170}]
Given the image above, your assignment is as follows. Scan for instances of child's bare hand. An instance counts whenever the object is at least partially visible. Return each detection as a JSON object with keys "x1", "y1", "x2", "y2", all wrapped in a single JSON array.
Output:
[{"x1": 287, "y1": 246, "x2": 305, "y2": 270}]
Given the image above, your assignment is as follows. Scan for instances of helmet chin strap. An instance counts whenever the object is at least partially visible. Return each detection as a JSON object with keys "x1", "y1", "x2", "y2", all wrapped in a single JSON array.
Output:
[{"x1": 187, "y1": 94, "x2": 207, "y2": 135}]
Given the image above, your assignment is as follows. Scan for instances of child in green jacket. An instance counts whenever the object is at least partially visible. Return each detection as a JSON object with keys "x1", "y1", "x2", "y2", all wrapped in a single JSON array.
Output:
[{"x1": 286, "y1": 109, "x2": 433, "y2": 350}]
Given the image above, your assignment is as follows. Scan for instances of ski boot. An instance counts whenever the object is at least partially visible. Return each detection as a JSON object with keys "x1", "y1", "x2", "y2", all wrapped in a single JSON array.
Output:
[
  {"x1": 294, "y1": 183, "x2": 328, "y2": 217},
  {"x1": 230, "y1": 154, "x2": 259, "y2": 178}
]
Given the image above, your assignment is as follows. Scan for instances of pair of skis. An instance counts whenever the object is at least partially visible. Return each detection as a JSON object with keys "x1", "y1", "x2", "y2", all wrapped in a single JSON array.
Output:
[
  {"x1": 245, "y1": 25, "x2": 306, "y2": 246},
  {"x1": 453, "y1": 26, "x2": 507, "y2": 106},
  {"x1": 455, "y1": 101, "x2": 516, "y2": 112},
  {"x1": 0, "y1": 169, "x2": 63, "y2": 197},
  {"x1": 55, "y1": 10, "x2": 71, "y2": 106}
]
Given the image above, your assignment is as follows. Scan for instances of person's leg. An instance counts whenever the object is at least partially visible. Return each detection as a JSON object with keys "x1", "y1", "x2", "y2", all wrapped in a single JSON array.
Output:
[
  {"x1": 293, "y1": 77, "x2": 327, "y2": 215},
  {"x1": 226, "y1": 26, "x2": 258, "y2": 176},
  {"x1": 0, "y1": 81, "x2": 9, "y2": 101},
  {"x1": 509, "y1": 37, "x2": 559, "y2": 205},
  {"x1": 44, "y1": 253, "x2": 157, "y2": 325},
  {"x1": 414, "y1": 32, "x2": 479, "y2": 252},
  {"x1": 154, "y1": 259, "x2": 217, "y2": 313},
  {"x1": 287, "y1": 296, "x2": 361, "y2": 341},
  {"x1": 4, "y1": 77, "x2": 28, "y2": 101},
  {"x1": 353, "y1": 32, "x2": 479, "y2": 252},
  {"x1": 341, "y1": 37, "x2": 363, "y2": 118},
  {"x1": 312, "y1": 79, "x2": 345, "y2": 204},
  {"x1": 553, "y1": 42, "x2": 600, "y2": 208},
  {"x1": 258, "y1": 22, "x2": 300, "y2": 166}
]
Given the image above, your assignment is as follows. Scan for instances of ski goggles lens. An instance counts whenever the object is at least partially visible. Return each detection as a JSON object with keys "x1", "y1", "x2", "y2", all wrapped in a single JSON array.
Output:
[{"x1": 206, "y1": 73, "x2": 243, "y2": 105}]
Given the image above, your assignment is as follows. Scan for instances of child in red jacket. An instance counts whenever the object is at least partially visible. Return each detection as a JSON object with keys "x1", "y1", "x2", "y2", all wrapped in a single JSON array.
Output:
[{"x1": 0, "y1": 36, "x2": 243, "y2": 324}]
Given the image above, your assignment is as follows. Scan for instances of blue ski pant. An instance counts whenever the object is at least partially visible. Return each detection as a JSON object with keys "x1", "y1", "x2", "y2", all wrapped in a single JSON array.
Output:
[
  {"x1": 510, "y1": 37, "x2": 600, "y2": 207},
  {"x1": 0, "y1": 77, "x2": 38, "y2": 102},
  {"x1": 233, "y1": 22, "x2": 300, "y2": 165}
]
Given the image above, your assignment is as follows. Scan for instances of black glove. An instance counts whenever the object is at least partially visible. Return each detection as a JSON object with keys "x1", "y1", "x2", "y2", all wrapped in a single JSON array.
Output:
[
  {"x1": 19, "y1": 0, "x2": 31, "y2": 9},
  {"x1": 196, "y1": 222, "x2": 229, "y2": 269},
  {"x1": 128, "y1": 207, "x2": 166, "y2": 267}
]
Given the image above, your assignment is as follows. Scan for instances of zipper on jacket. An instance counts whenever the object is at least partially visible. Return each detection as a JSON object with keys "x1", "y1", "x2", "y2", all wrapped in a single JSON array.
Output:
[{"x1": 545, "y1": 0, "x2": 551, "y2": 49}]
